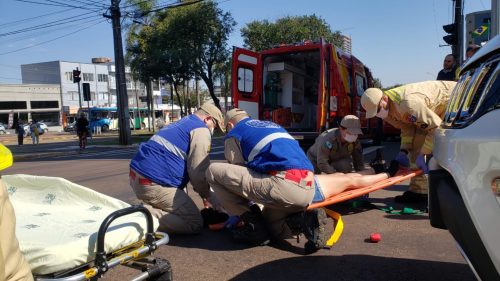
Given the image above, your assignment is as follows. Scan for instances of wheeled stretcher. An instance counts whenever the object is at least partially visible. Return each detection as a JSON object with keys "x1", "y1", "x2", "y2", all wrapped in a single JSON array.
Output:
[{"x1": 3, "y1": 174, "x2": 172, "y2": 281}]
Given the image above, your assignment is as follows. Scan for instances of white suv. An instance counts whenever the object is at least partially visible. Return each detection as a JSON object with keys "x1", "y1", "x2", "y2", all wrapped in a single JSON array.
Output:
[{"x1": 429, "y1": 35, "x2": 500, "y2": 280}]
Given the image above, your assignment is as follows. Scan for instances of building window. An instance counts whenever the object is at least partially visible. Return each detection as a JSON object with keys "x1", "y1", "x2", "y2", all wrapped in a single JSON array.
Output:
[
  {"x1": 0, "y1": 101, "x2": 27, "y2": 110},
  {"x1": 30, "y1": 101, "x2": 59, "y2": 109},
  {"x1": 64, "y1": 72, "x2": 73, "y2": 82},
  {"x1": 83, "y1": 73, "x2": 94, "y2": 82},
  {"x1": 98, "y1": 74, "x2": 108, "y2": 82},
  {"x1": 91, "y1": 92, "x2": 96, "y2": 101}
]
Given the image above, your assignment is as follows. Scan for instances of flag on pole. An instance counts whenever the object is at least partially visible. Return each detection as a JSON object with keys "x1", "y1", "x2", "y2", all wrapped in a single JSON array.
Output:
[{"x1": 472, "y1": 24, "x2": 489, "y2": 37}]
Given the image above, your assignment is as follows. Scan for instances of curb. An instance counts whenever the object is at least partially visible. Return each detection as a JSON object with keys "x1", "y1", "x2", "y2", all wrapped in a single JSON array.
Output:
[{"x1": 13, "y1": 144, "x2": 139, "y2": 161}]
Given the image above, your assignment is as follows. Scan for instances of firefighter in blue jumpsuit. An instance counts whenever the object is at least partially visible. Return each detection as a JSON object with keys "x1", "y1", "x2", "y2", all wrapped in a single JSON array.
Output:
[{"x1": 129, "y1": 103, "x2": 224, "y2": 234}]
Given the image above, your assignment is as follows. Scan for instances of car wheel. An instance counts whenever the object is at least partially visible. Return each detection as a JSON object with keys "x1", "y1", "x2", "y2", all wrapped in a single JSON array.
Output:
[
  {"x1": 102, "y1": 124, "x2": 109, "y2": 132},
  {"x1": 0, "y1": 130, "x2": 5, "y2": 135},
  {"x1": 44, "y1": 128, "x2": 48, "y2": 133}
]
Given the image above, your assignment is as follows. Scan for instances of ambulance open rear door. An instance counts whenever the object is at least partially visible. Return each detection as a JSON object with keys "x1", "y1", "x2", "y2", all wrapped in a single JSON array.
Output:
[{"x1": 232, "y1": 47, "x2": 262, "y2": 119}]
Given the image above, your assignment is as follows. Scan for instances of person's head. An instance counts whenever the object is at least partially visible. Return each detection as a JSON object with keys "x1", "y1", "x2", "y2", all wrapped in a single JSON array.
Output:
[
  {"x1": 196, "y1": 103, "x2": 225, "y2": 135},
  {"x1": 79, "y1": 112, "x2": 86, "y2": 118},
  {"x1": 361, "y1": 88, "x2": 390, "y2": 119},
  {"x1": 466, "y1": 44, "x2": 481, "y2": 59},
  {"x1": 443, "y1": 54, "x2": 456, "y2": 70},
  {"x1": 339, "y1": 115, "x2": 363, "y2": 143},
  {"x1": 224, "y1": 108, "x2": 249, "y2": 133}
]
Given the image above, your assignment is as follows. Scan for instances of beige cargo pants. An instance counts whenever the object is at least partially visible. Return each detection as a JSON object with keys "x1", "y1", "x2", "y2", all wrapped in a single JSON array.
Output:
[
  {"x1": 407, "y1": 130, "x2": 429, "y2": 194},
  {"x1": 130, "y1": 169, "x2": 203, "y2": 234},
  {"x1": 0, "y1": 178, "x2": 33, "y2": 281},
  {"x1": 206, "y1": 163, "x2": 315, "y2": 239}
]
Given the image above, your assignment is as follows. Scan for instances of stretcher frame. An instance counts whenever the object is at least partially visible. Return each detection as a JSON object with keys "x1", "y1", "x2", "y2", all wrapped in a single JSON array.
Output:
[
  {"x1": 34, "y1": 205, "x2": 171, "y2": 281},
  {"x1": 307, "y1": 169, "x2": 423, "y2": 248}
]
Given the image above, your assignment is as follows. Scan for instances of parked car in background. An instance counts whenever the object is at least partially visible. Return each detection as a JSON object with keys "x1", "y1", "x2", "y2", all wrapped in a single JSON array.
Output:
[
  {"x1": 0, "y1": 123, "x2": 6, "y2": 135},
  {"x1": 64, "y1": 121, "x2": 76, "y2": 133},
  {"x1": 428, "y1": 35, "x2": 500, "y2": 281},
  {"x1": 23, "y1": 122, "x2": 48, "y2": 137}
]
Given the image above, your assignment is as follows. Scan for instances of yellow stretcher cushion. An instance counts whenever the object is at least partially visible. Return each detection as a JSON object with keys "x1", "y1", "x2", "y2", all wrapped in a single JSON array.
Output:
[{"x1": 3, "y1": 174, "x2": 159, "y2": 275}]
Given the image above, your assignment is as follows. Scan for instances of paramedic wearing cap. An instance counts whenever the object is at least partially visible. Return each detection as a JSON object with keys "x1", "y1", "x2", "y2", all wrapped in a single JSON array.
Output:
[
  {"x1": 129, "y1": 103, "x2": 224, "y2": 234},
  {"x1": 0, "y1": 144, "x2": 34, "y2": 281},
  {"x1": 206, "y1": 109, "x2": 329, "y2": 252},
  {"x1": 361, "y1": 81, "x2": 456, "y2": 203},
  {"x1": 307, "y1": 115, "x2": 368, "y2": 175}
]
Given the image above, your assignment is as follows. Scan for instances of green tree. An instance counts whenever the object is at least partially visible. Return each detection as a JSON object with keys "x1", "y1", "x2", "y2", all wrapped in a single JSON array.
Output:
[
  {"x1": 125, "y1": 0, "x2": 235, "y2": 111},
  {"x1": 241, "y1": 14, "x2": 343, "y2": 51}
]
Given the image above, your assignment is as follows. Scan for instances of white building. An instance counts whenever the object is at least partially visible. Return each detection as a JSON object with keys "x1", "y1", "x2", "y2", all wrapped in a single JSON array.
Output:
[
  {"x1": 0, "y1": 84, "x2": 61, "y2": 128},
  {"x1": 21, "y1": 60, "x2": 110, "y2": 115}
]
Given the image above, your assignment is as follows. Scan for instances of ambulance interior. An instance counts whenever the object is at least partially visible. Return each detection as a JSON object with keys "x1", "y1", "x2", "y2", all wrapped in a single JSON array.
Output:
[{"x1": 262, "y1": 50, "x2": 321, "y2": 132}]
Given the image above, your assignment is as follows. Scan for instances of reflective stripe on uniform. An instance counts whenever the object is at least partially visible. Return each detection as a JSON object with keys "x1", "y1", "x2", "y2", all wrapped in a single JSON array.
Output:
[
  {"x1": 248, "y1": 132, "x2": 295, "y2": 161},
  {"x1": 384, "y1": 86, "x2": 403, "y2": 104},
  {"x1": 150, "y1": 134, "x2": 187, "y2": 160},
  {"x1": 401, "y1": 136, "x2": 413, "y2": 145},
  {"x1": 422, "y1": 141, "x2": 433, "y2": 153}
]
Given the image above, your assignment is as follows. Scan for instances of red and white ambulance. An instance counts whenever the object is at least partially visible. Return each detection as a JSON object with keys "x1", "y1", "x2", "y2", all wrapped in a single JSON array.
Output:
[{"x1": 231, "y1": 38, "x2": 383, "y2": 146}]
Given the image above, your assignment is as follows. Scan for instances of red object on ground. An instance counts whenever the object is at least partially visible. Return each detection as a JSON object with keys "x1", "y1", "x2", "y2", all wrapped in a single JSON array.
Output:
[{"x1": 370, "y1": 233, "x2": 381, "y2": 243}]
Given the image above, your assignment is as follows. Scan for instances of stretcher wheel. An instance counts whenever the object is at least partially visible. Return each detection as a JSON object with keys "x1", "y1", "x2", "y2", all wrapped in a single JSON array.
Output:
[{"x1": 147, "y1": 258, "x2": 172, "y2": 281}]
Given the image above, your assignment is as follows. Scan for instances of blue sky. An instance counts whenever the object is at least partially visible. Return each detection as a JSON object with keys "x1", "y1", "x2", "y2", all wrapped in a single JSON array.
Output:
[{"x1": 0, "y1": 0, "x2": 490, "y2": 87}]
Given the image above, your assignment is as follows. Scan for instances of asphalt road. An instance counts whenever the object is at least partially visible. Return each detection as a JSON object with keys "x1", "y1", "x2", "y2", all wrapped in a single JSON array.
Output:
[{"x1": 3, "y1": 136, "x2": 475, "y2": 281}]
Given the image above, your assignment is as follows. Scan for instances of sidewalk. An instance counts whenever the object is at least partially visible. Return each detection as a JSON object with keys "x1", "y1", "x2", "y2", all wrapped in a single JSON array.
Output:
[{"x1": 2, "y1": 132, "x2": 141, "y2": 161}]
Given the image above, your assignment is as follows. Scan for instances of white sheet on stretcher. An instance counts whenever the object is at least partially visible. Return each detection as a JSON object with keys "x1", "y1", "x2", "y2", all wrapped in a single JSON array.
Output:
[{"x1": 3, "y1": 174, "x2": 159, "y2": 275}]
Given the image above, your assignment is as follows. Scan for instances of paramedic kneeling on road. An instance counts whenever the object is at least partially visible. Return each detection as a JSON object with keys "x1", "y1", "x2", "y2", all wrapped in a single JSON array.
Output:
[
  {"x1": 129, "y1": 103, "x2": 224, "y2": 234},
  {"x1": 307, "y1": 115, "x2": 369, "y2": 174},
  {"x1": 361, "y1": 80, "x2": 456, "y2": 203},
  {"x1": 206, "y1": 109, "x2": 398, "y2": 252}
]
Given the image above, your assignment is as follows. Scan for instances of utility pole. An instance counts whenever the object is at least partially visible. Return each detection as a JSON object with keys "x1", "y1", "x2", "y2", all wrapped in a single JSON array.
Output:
[{"x1": 105, "y1": 0, "x2": 131, "y2": 145}]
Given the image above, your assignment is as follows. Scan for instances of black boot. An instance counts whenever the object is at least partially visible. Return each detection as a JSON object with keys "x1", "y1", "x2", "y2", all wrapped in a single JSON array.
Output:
[
  {"x1": 286, "y1": 208, "x2": 329, "y2": 254},
  {"x1": 386, "y1": 160, "x2": 400, "y2": 177},
  {"x1": 370, "y1": 148, "x2": 387, "y2": 174},
  {"x1": 231, "y1": 206, "x2": 270, "y2": 246},
  {"x1": 394, "y1": 191, "x2": 428, "y2": 203}
]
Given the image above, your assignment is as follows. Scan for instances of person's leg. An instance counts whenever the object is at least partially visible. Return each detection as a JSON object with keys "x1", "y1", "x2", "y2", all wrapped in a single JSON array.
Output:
[
  {"x1": 130, "y1": 172, "x2": 202, "y2": 234},
  {"x1": 408, "y1": 131, "x2": 428, "y2": 194},
  {"x1": 205, "y1": 162, "x2": 253, "y2": 216},
  {"x1": 315, "y1": 172, "x2": 388, "y2": 199}
]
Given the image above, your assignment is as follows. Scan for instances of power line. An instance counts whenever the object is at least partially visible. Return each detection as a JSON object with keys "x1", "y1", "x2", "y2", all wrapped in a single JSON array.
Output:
[
  {"x1": 0, "y1": 7, "x2": 74, "y2": 28},
  {"x1": 0, "y1": 19, "x2": 107, "y2": 55},
  {"x1": 0, "y1": 13, "x2": 102, "y2": 37},
  {"x1": 14, "y1": 0, "x2": 103, "y2": 11}
]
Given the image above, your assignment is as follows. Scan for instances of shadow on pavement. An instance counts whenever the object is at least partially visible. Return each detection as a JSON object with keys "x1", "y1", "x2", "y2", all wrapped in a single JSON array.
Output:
[{"x1": 229, "y1": 255, "x2": 475, "y2": 281}]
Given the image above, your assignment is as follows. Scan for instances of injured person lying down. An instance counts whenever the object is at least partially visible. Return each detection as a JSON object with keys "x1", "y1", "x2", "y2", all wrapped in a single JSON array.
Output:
[{"x1": 205, "y1": 108, "x2": 402, "y2": 253}]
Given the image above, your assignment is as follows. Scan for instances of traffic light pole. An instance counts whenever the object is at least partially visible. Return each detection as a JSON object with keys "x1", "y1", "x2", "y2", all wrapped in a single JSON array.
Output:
[
  {"x1": 109, "y1": 0, "x2": 131, "y2": 145},
  {"x1": 77, "y1": 80, "x2": 82, "y2": 110},
  {"x1": 454, "y1": 0, "x2": 463, "y2": 64}
]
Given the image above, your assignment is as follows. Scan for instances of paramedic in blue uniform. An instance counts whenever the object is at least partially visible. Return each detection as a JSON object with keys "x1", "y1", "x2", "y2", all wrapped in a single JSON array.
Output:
[
  {"x1": 205, "y1": 108, "x2": 330, "y2": 251},
  {"x1": 129, "y1": 103, "x2": 224, "y2": 234}
]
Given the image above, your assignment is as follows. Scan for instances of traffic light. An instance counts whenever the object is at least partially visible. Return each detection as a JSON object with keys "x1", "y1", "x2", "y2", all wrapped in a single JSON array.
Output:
[
  {"x1": 443, "y1": 23, "x2": 457, "y2": 45},
  {"x1": 82, "y1": 83, "x2": 91, "y2": 101},
  {"x1": 73, "y1": 69, "x2": 81, "y2": 83}
]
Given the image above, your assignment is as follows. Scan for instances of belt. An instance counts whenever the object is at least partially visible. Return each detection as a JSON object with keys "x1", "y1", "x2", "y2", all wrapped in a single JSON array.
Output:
[
  {"x1": 269, "y1": 169, "x2": 313, "y2": 187},
  {"x1": 129, "y1": 169, "x2": 153, "y2": 186}
]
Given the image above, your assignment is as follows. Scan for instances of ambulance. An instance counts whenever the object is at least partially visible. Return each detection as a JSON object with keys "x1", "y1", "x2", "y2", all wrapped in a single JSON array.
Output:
[{"x1": 231, "y1": 38, "x2": 382, "y2": 147}]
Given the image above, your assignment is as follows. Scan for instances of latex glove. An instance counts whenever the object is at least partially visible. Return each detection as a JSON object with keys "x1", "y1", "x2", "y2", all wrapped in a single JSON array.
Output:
[
  {"x1": 395, "y1": 150, "x2": 410, "y2": 168},
  {"x1": 416, "y1": 154, "x2": 430, "y2": 174},
  {"x1": 224, "y1": 216, "x2": 241, "y2": 229}
]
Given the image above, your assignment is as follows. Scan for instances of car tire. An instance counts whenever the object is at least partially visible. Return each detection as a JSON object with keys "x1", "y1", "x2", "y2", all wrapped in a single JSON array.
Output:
[
  {"x1": 102, "y1": 124, "x2": 109, "y2": 132},
  {"x1": 0, "y1": 130, "x2": 5, "y2": 135}
]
